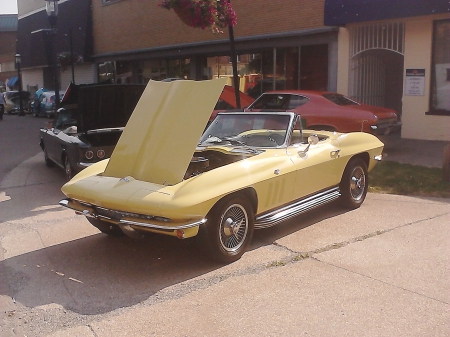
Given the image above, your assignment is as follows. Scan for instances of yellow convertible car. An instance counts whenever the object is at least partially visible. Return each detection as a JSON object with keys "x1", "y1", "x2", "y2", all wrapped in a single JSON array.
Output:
[{"x1": 60, "y1": 79, "x2": 384, "y2": 263}]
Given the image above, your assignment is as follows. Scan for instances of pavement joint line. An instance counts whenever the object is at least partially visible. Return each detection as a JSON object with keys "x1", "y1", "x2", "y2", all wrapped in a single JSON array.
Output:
[
  {"x1": 267, "y1": 211, "x2": 450, "y2": 269},
  {"x1": 88, "y1": 324, "x2": 98, "y2": 337},
  {"x1": 315, "y1": 258, "x2": 450, "y2": 306}
]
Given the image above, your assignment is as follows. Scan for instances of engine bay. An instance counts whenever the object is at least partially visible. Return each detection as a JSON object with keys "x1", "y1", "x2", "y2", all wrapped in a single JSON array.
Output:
[{"x1": 184, "y1": 150, "x2": 252, "y2": 180}]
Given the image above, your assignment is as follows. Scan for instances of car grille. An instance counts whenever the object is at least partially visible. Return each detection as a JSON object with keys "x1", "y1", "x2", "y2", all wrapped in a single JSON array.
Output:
[
  {"x1": 95, "y1": 206, "x2": 171, "y2": 222},
  {"x1": 377, "y1": 117, "x2": 397, "y2": 125}
]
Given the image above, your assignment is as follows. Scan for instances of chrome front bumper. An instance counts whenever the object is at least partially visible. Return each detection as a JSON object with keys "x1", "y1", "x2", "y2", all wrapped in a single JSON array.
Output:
[
  {"x1": 59, "y1": 198, "x2": 206, "y2": 233},
  {"x1": 370, "y1": 121, "x2": 402, "y2": 135}
]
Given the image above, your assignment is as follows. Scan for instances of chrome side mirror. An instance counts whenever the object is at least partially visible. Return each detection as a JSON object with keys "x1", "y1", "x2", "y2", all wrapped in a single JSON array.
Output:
[
  {"x1": 298, "y1": 134, "x2": 319, "y2": 157},
  {"x1": 308, "y1": 134, "x2": 319, "y2": 145}
]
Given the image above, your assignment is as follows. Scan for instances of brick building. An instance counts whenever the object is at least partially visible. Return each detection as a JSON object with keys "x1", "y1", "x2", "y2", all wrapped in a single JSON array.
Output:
[
  {"x1": 0, "y1": 14, "x2": 18, "y2": 91},
  {"x1": 15, "y1": 0, "x2": 449, "y2": 140},
  {"x1": 93, "y1": 0, "x2": 338, "y2": 97}
]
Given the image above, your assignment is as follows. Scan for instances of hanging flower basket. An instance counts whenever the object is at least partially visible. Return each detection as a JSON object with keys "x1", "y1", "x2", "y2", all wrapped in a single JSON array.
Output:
[{"x1": 159, "y1": 0, "x2": 237, "y2": 33}]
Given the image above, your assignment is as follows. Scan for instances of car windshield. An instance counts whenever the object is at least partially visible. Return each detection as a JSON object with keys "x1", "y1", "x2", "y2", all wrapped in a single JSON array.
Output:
[
  {"x1": 5, "y1": 91, "x2": 18, "y2": 99},
  {"x1": 54, "y1": 109, "x2": 78, "y2": 130},
  {"x1": 250, "y1": 94, "x2": 309, "y2": 110},
  {"x1": 199, "y1": 113, "x2": 293, "y2": 148}
]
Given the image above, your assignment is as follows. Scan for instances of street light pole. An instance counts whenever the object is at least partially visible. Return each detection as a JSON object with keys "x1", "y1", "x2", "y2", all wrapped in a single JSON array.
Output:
[
  {"x1": 227, "y1": 0, "x2": 240, "y2": 109},
  {"x1": 228, "y1": 24, "x2": 241, "y2": 109},
  {"x1": 15, "y1": 54, "x2": 24, "y2": 116},
  {"x1": 45, "y1": 0, "x2": 60, "y2": 112}
]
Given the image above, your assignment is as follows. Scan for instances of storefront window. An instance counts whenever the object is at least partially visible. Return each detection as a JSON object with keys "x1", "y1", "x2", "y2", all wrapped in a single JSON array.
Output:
[
  {"x1": 98, "y1": 62, "x2": 115, "y2": 83},
  {"x1": 429, "y1": 19, "x2": 450, "y2": 115},
  {"x1": 98, "y1": 45, "x2": 328, "y2": 93},
  {"x1": 167, "y1": 59, "x2": 191, "y2": 79},
  {"x1": 206, "y1": 46, "x2": 327, "y2": 99},
  {"x1": 141, "y1": 59, "x2": 167, "y2": 82}
]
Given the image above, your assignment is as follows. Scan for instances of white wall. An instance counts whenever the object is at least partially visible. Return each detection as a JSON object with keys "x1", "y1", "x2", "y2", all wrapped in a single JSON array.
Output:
[
  {"x1": 402, "y1": 17, "x2": 450, "y2": 141},
  {"x1": 336, "y1": 16, "x2": 450, "y2": 141},
  {"x1": 60, "y1": 63, "x2": 96, "y2": 90},
  {"x1": 22, "y1": 68, "x2": 43, "y2": 91}
]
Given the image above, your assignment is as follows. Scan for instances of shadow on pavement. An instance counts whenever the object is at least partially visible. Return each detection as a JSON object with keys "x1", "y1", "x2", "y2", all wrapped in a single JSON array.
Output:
[{"x1": 0, "y1": 200, "x2": 347, "y2": 316}]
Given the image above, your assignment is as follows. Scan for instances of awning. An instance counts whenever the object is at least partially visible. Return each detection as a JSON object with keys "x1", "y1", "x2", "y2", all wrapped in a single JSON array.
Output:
[
  {"x1": 324, "y1": 0, "x2": 450, "y2": 26},
  {"x1": 7, "y1": 76, "x2": 18, "y2": 87}
]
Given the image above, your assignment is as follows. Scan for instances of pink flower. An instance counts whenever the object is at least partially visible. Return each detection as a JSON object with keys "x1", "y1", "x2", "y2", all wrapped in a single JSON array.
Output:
[{"x1": 159, "y1": 0, "x2": 237, "y2": 33}]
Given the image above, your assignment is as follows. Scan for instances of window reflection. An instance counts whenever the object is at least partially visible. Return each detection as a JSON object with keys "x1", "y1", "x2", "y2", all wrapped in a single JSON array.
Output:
[
  {"x1": 96, "y1": 45, "x2": 329, "y2": 94},
  {"x1": 429, "y1": 19, "x2": 450, "y2": 115}
]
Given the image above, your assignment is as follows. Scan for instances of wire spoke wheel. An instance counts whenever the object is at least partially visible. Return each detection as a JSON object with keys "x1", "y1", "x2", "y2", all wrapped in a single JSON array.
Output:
[
  {"x1": 64, "y1": 156, "x2": 73, "y2": 180},
  {"x1": 340, "y1": 158, "x2": 368, "y2": 209},
  {"x1": 219, "y1": 204, "x2": 249, "y2": 252},
  {"x1": 199, "y1": 195, "x2": 254, "y2": 263},
  {"x1": 349, "y1": 166, "x2": 366, "y2": 201}
]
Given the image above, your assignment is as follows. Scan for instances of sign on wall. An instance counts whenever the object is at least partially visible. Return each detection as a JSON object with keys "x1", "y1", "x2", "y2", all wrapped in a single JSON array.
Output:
[{"x1": 405, "y1": 69, "x2": 425, "y2": 96}]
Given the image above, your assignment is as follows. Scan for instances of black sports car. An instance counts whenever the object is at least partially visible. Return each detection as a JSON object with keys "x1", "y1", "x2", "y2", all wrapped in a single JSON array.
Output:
[{"x1": 39, "y1": 83, "x2": 145, "y2": 180}]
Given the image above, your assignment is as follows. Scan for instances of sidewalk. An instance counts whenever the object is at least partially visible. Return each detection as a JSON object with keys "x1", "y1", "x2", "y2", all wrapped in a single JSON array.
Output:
[{"x1": 379, "y1": 133, "x2": 449, "y2": 168}]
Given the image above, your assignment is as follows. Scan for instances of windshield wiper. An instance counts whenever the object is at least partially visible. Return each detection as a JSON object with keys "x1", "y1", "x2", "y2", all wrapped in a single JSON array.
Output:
[
  {"x1": 221, "y1": 136, "x2": 248, "y2": 146},
  {"x1": 200, "y1": 136, "x2": 259, "y2": 154}
]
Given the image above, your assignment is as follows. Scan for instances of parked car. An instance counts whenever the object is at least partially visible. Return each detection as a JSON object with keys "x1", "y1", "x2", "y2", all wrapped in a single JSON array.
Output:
[
  {"x1": 211, "y1": 85, "x2": 254, "y2": 120},
  {"x1": 34, "y1": 90, "x2": 66, "y2": 118},
  {"x1": 39, "y1": 83, "x2": 146, "y2": 180},
  {"x1": 3, "y1": 90, "x2": 31, "y2": 114},
  {"x1": 246, "y1": 90, "x2": 402, "y2": 135},
  {"x1": 59, "y1": 79, "x2": 384, "y2": 263},
  {"x1": 40, "y1": 82, "x2": 252, "y2": 180},
  {"x1": 246, "y1": 79, "x2": 285, "y2": 99},
  {"x1": 30, "y1": 88, "x2": 50, "y2": 116}
]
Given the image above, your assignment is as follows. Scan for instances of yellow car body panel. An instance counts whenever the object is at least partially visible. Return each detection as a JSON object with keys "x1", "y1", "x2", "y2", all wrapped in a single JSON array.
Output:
[
  {"x1": 104, "y1": 78, "x2": 227, "y2": 184},
  {"x1": 62, "y1": 131, "x2": 383, "y2": 223}
]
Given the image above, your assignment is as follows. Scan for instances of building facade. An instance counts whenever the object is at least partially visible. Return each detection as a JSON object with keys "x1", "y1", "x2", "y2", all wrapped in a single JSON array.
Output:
[
  {"x1": 14, "y1": 0, "x2": 449, "y2": 141},
  {"x1": 325, "y1": 0, "x2": 450, "y2": 141},
  {"x1": 16, "y1": 0, "x2": 95, "y2": 95},
  {"x1": 92, "y1": 0, "x2": 339, "y2": 97},
  {"x1": 0, "y1": 14, "x2": 18, "y2": 91}
]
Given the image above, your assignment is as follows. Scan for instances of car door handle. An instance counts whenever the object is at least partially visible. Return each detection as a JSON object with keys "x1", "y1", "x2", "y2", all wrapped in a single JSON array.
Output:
[{"x1": 330, "y1": 149, "x2": 341, "y2": 158}]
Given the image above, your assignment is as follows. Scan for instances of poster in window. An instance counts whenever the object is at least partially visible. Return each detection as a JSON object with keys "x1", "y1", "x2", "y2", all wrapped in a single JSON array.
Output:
[{"x1": 405, "y1": 69, "x2": 425, "y2": 96}]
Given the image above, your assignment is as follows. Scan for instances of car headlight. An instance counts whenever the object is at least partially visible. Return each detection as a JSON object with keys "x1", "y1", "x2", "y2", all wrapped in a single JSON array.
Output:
[
  {"x1": 85, "y1": 150, "x2": 94, "y2": 160},
  {"x1": 97, "y1": 149, "x2": 105, "y2": 159}
]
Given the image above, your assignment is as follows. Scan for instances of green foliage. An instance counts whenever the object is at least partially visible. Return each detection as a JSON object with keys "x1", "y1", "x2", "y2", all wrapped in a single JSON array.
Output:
[{"x1": 369, "y1": 161, "x2": 450, "y2": 198}]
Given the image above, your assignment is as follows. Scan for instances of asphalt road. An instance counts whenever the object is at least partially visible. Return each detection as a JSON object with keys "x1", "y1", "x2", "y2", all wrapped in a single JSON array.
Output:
[
  {"x1": 0, "y1": 114, "x2": 49, "y2": 182},
  {"x1": 1, "y1": 114, "x2": 449, "y2": 336}
]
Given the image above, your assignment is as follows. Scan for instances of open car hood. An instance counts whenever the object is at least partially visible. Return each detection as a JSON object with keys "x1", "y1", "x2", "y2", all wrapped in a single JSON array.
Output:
[
  {"x1": 103, "y1": 78, "x2": 227, "y2": 185},
  {"x1": 61, "y1": 83, "x2": 146, "y2": 133}
]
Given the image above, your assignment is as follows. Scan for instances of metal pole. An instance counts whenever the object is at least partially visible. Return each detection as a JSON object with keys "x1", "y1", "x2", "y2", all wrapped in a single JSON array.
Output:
[
  {"x1": 69, "y1": 28, "x2": 75, "y2": 84},
  {"x1": 52, "y1": 28, "x2": 60, "y2": 112},
  {"x1": 16, "y1": 56, "x2": 24, "y2": 116},
  {"x1": 228, "y1": 24, "x2": 240, "y2": 109}
]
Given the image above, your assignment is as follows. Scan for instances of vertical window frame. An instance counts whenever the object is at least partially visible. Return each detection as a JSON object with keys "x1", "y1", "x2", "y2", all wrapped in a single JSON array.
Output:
[{"x1": 427, "y1": 19, "x2": 450, "y2": 116}]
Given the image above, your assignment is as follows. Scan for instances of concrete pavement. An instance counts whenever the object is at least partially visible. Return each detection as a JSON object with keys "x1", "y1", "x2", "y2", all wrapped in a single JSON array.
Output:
[
  {"x1": 1, "y1": 148, "x2": 449, "y2": 336},
  {"x1": 45, "y1": 193, "x2": 449, "y2": 337},
  {"x1": 379, "y1": 133, "x2": 449, "y2": 168}
]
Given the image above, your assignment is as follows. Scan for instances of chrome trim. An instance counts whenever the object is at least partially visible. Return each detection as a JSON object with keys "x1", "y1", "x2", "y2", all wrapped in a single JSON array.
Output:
[
  {"x1": 370, "y1": 121, "x2": 403, "y2": 134},
  {"x1": 59, "y1": 198, "x2": 206, "y2": 231},
  {"x1": 61, "y1": 185, "x2": 341, "y2": 233},
  {"x1": 78, "y1": 162, "x2": 94, "y2": 168},
  {"x1": 254, "y1": 187, "x2": 341, "y2": 229},
  {"x1": 374, "y1": 155, "x2": 383, "y2": 161},
  {"x1": 59, "y1": 199, "x2": 70, "y2": 207},
  {"x1": 119, "y1": 218, "x2": 207, "y2": 231}
]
